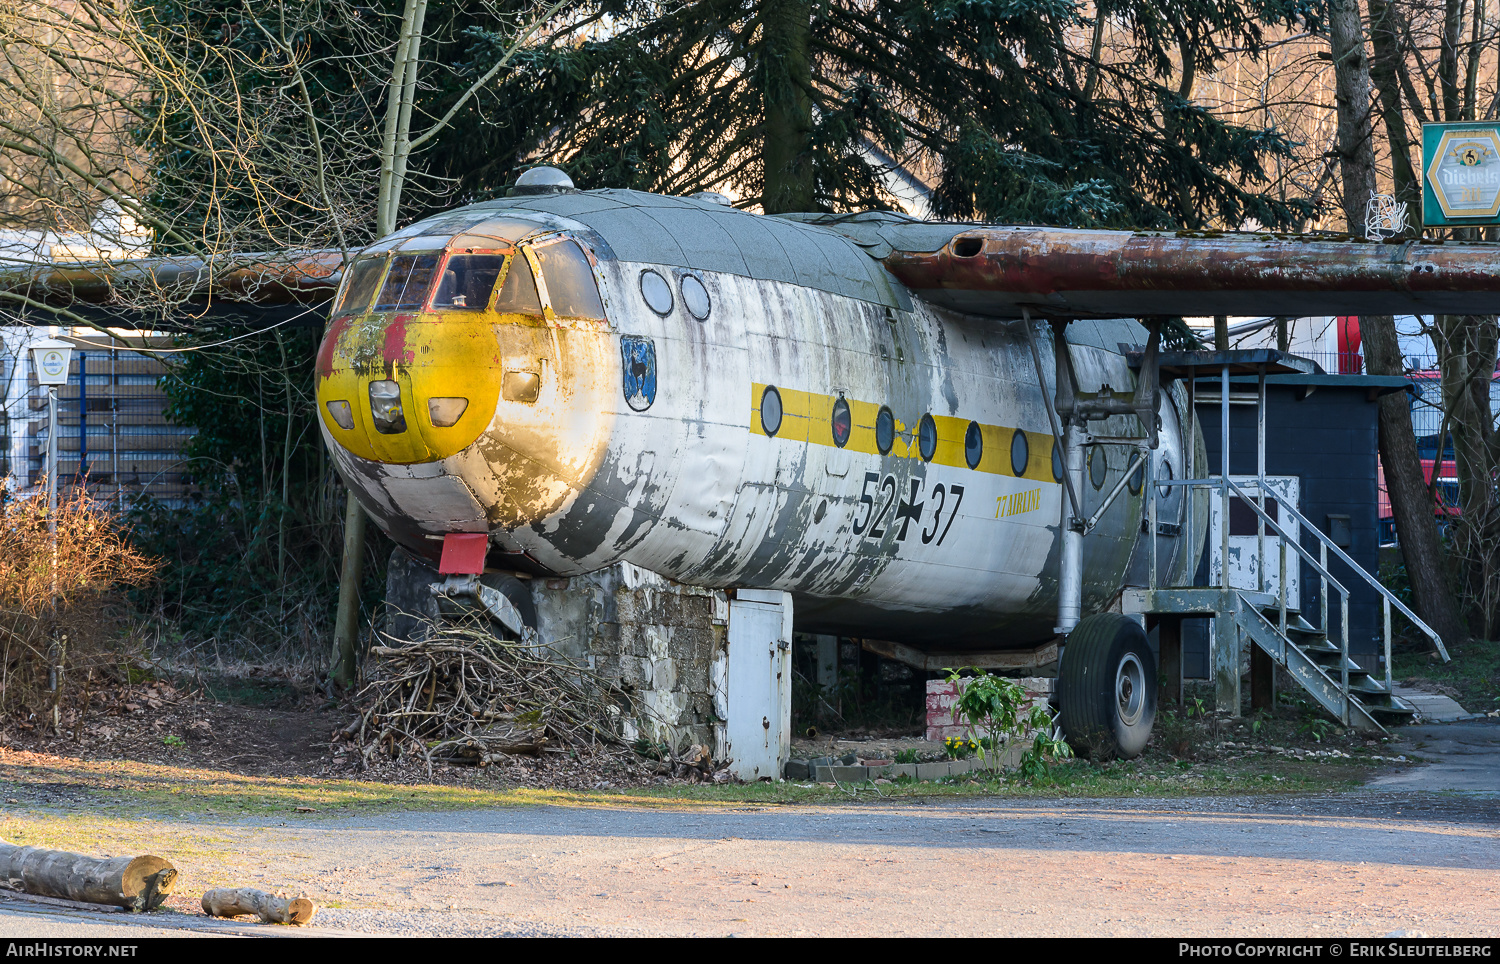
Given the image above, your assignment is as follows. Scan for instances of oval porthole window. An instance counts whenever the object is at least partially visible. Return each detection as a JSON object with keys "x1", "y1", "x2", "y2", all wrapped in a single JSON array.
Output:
[
  {"x1": 1088, "y1": 446, "x2": 1107, "y2": 490},
  {"x1": 964, "y1": 421, "x2": 983, "y2": 469},
  {"x1": 681, "y1": 274, "x2": 711, "y2": 320},
  {"x1": 875, "y1": 406, "x2": 895, "y2": 455},
  {"x1": 760, "y1": 385, "x2": 783, "y2": 437},
  {"x1": 1157, "y1": 457, "x2": 1174, "y2": 499},
  {"x1": 831, "y1": 396, "x2": 852, "y2": 448},
  {"x1": 639, "y1": 269, "x2": 673, "y2": 315},
  {"x1": 1010, "y1": 428, "x2": 1030, "y2": 478},
  {"x1": 1052, "y1": 440, "x2": 1063, "y2": 482},
  {"x1": 918, "y1": 414, "x2": 937, "y2": 462},
  {"x1": 1127, "y1": 459, "x2": 1144, "y2": 495}
]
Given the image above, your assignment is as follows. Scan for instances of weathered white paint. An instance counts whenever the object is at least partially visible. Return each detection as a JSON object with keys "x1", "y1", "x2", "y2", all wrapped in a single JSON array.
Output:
[
  {"x1": 321, "y1": 212, "x2": 1192, "y2": 654},
  {"x1": 724, "y1": 590, "x2": 793, "y2": 781},
  {"x1": 1208, "y1": 475, "x2": 1302, "y2": 608}
]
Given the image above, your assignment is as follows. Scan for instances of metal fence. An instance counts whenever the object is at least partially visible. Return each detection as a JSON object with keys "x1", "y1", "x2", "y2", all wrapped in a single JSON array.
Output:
[{"x1": 2, "y1": 333, "x2": 196, "y2": 507}]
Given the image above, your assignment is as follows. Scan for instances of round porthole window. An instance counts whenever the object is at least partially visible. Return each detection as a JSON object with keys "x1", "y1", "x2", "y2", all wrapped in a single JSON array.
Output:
[
  {"x1": 1088, "y1": 446, "x2": 1107, "y2": 490},
  {"x1": 875, "y1": 406, "x2": 895, "y2": 455},
  {"x1": 681, "y1": 275, "x2": 711, "y2": 320},
  {"x1": 639, "y1": 269, "x2": 673, "y2": 315},
  {"x1": 918, "y1": 414, "x2": 937, "y2": 462},
  {"x1": 831, "y1": 396, "x2": 852, "y2": 448},
  {"x1": 1127, "y1": 459, "x2": 1144, "y2": 495},
  {"x1": 964, "y1": 421, "x2": 983, "y2": 469},
  {"x1": 1010, "y1": 429, "x2": 1029, "y2": 478},
  {"x1": 760, "y1": 385, "x2": 783, "y2": 437},
  {"x1": 1157, "y1": 457, "x2": 1174, "y2": 499},
  {"x1": 1052, "y1": 440, "x2": 1063, "y2": 482}
]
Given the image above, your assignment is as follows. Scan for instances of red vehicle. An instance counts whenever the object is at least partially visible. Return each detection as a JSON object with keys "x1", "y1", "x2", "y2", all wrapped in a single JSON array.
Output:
[
  {"x1": 1377, "y1": 366, "x2": 1500, "y2": 544},
  {"x1": 1377, "y1": 457, "x2": 1461, "y2": 545}
]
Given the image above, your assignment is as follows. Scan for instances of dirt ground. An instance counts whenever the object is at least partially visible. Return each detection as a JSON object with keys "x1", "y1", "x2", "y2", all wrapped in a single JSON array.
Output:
[
  {"x1": 0, "y1": 677, "x2": 665, "y2": 791},
  {"x1": 1, "y1": 679, "x2": 1497, "y2": 937},
  {"x1": 1, "y1": 788, "x2": 1498, "y2": 938}
]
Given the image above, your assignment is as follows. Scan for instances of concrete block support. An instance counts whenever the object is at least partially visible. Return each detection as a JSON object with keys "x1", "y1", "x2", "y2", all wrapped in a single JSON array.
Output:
[
  {"x1": 529, "y1": 562, "x2": 728, "y2": 751},
  {"x1": 389, "y1": 550, "x2": 792, "y2": 780},
  {"x1": 925, "y1": 677, "x2": 1054, "y2": 742}
]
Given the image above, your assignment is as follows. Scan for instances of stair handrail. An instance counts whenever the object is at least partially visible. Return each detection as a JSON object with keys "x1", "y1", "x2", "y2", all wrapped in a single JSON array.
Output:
[
  {"x1": 1237, "y1": 597, "x2": 1382, "y2": 733},
  {"x1": 1187, "y1": 477, "x2": 1357, "y2": 723},
  {"x1": 1155, "y1": 477, "x2": 1350, "y2": 595},
  {"x1": 1224, "y1": 478, "x2": 1449, "y2": 664}
]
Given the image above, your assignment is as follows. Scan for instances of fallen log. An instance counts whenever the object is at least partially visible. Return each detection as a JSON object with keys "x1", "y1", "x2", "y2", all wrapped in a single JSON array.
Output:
[
  {"x1": 0, "y1": 840, "x2": 176, "y2": 911},
  {"x1": 201, "y1": 887, "x2": 317, "y2": 925}
]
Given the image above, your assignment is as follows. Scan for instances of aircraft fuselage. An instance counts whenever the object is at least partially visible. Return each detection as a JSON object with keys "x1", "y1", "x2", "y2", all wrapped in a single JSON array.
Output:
[{"x1": 315, "y1": 192, "x2": 1194, "y2": 651}]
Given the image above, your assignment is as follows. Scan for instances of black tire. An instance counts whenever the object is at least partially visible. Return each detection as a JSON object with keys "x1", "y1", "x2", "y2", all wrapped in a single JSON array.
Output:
[
  {"x1": 1058, "y1": 613, "x2": 1157, "y2": 760},
  {"x1": 385, "y1": 547, "x2": 443, "y2": 644}
]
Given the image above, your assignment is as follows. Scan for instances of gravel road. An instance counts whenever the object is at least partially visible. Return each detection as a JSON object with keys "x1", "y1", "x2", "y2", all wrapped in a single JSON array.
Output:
[{"x1": 1, "y1": 721, "x2": 1496, "y2": 938}]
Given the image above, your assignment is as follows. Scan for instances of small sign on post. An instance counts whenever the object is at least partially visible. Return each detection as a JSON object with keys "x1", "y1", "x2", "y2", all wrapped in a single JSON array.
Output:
[
  {"x1": 29, "y1": 338, "x2": 73, "y2": 386},
  {"x1": 1422, "y1": 122, "x2": 1500, "y2": 226}
]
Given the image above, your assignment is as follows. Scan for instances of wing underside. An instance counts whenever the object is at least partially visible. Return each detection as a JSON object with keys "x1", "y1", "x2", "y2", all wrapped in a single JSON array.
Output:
[{"x1": 800, "y1": 214, "x2": 1500, "y2": 319}]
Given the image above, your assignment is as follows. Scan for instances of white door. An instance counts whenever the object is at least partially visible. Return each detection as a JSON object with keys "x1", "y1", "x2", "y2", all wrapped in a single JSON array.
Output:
[
  {"x1": 1208, "y1": 475, "x2": 1300, "y2": 609},
  {"x1": 724, "y1": 590, "x2": 792, "y2": 781}
]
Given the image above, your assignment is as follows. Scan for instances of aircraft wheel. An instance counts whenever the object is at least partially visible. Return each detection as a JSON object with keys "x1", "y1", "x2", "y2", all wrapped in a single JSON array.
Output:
[
  {"x1": 385, "y1": 547, "x2": 443, "y2": 644},
  {"x1": 1058, "y1": 613, "x2": 1157, "y2": 760}
]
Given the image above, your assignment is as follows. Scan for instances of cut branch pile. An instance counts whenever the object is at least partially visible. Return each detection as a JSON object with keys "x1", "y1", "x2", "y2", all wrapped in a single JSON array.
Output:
[{"x1": 337, "y1": 621, "x2": 639, "y2": 771}]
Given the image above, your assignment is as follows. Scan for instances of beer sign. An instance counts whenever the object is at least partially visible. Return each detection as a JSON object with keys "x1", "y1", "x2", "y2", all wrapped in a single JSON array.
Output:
[
  {"x1": 29, "y1": 338, "x2": 73, "y2": 387},
  {"x1": 1423, "y1": 123, "x2": 1500, "y2": 226}
]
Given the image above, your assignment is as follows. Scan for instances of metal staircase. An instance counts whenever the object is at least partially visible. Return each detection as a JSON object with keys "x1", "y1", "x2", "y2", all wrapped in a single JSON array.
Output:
[{"x1": 1118, "y1": 350, "x2": 1449, "y2": 734}]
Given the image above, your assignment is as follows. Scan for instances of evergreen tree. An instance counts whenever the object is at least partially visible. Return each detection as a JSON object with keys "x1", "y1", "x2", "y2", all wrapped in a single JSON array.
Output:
[{"x1": 448, "y1": 0, "x2": 1317, "y2": 228}]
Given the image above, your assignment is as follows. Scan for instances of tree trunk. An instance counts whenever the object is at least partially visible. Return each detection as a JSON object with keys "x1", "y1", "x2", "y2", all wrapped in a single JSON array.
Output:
[
  {"x1": 0, "y1": 841, "x2": 176, "y2": 911},
  {"x1": 1366, "y1": 0, "x2": 1419, "y2": 206},
  {"x1": 1432, "y1": 312, "x2": 1500, "y2": 635},
  {"x1": 202, "y1": 887, "x2": 317, "y2": 925},
  {"x1": 1327, "y1": 0, "x2": 1467, "y2": 646},
  {"x1": 332, "y1": 490, "x2": 367, "y2": 688},
  {"x1": 759, "y1": 0, "x2": 814, "y2": 214},
  {"x1": 1328, "y1": 0, "x2": 1379, "y2": 223}
]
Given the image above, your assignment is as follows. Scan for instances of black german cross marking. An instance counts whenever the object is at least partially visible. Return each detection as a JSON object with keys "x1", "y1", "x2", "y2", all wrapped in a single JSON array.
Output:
[{"x1": 894, "y1": 478, "x2": 925, "y2": 541}]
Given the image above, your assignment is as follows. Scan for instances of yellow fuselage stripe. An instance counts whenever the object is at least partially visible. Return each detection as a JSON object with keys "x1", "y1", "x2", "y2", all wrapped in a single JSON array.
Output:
[{"x1": 749, "y1": 383, "x2": 1057, "y2": 482}]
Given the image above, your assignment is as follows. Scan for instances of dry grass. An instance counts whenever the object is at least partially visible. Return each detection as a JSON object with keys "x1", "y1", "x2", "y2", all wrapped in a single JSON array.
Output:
[{"x1": 0, "y1": 483, "x2": 157, "y2": 726}]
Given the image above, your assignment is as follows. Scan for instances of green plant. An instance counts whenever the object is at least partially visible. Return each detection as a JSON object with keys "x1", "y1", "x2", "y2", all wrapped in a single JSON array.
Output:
[
  {"x1": 162, "y1": 735, "x2": 184, "y2": 747},
  {"x1": 1017, "y1": 705, "x2": 1073, "y2": 781},
  {"x1": 1297, "y1": 716, "x2": 1334, "y2": 743},
  {"x1": 631, "y1": 738, "x2": 671, "y2": 760},
  {"x1": 944, "y1": 668, "x2": 1071, "y2": 779},
  {"x1": 894, "y1": 748, "x2": 919, "y2": 765}
]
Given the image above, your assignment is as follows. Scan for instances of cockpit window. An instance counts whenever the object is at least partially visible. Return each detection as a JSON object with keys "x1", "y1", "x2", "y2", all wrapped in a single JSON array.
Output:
[
  {"x1": 433, "y1": 254, "x2": 506, "y2": 310},
  {"x1": 335, "y1": 256, "x2": 386, "y2": 317},
  {"x1": 374, "y1": 253, "x2": 440, "y2": 311},
  {"x1": 494, "y1": 254, "x2": 542, "y2": 316},
  {"x1": 535, "y1": 240, "x2": 605, "y2": 320}
]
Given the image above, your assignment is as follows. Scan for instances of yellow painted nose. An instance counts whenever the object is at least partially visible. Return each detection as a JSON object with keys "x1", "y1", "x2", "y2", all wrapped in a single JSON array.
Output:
[{"x1": 315, "y1": 311, "x2": 502, "y2": 464}]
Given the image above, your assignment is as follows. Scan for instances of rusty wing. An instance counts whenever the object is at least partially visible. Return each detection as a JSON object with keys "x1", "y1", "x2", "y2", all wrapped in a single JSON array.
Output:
[
  {"x1": 0, "y1": 252, "x2": 345, "y2": 310},
  {"x1": 793, "y1": 212, "x2": 1500, "y2": 318}
]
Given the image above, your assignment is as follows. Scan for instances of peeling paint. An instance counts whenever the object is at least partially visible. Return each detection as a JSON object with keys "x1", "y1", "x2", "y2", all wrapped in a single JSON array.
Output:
[{"x1": 318, "y1": 203, "x2": 1195, "y2": 656}]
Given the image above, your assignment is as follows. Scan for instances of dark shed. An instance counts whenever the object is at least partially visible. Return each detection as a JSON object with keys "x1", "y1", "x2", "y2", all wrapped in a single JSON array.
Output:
[{"x1": 1182, "y1": 372, "x2": 1412, "y2": 680}]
